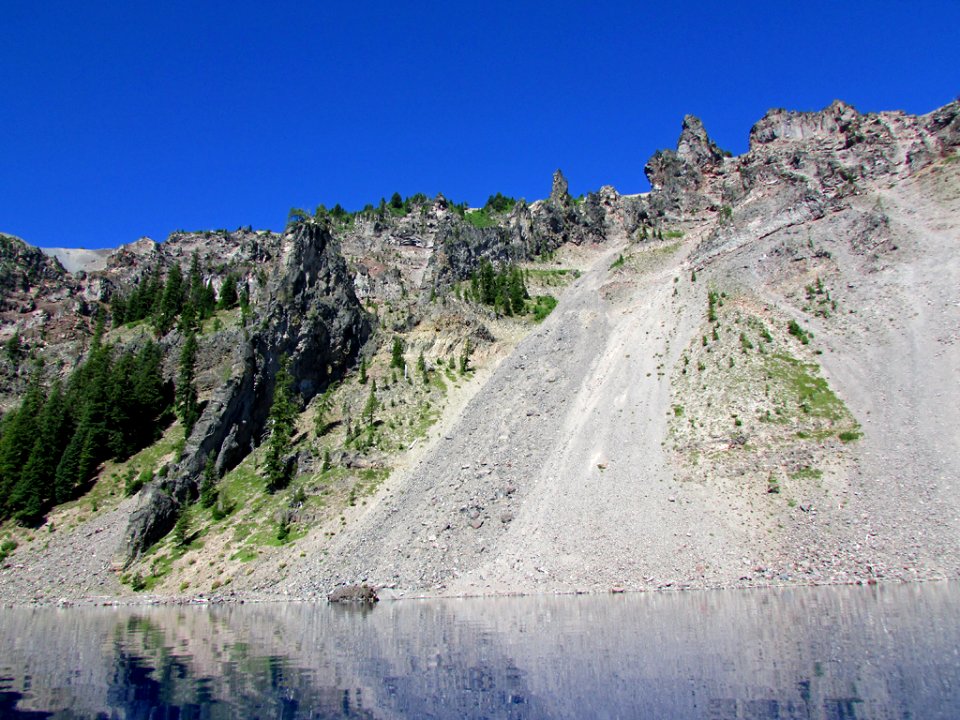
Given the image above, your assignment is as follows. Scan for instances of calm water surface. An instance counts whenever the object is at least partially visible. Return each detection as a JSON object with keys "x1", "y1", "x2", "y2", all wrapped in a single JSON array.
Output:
[{"x1": 1, "y1": 582, "x2": 958, "y2": 718}]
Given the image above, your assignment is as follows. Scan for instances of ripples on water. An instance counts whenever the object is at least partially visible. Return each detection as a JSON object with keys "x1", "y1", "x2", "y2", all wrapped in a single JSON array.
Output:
[{"x1": 1, "y1": 582, "x2": 958, "y2": 718}]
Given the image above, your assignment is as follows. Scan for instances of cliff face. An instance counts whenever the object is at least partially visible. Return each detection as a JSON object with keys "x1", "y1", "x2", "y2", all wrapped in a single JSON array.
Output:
[
  {"x1": 0, "y1": 99, "x2": 957, "y2": 603},
  {"x1": 124, "y1": 221, "x2": 372, "y2": 555}
]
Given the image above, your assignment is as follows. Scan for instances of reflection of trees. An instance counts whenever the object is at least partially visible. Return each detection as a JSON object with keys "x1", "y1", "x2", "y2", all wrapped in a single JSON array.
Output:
[
  {"x1": 102, "y1": 615, "x2": 377, "y2": 719},
  {"x1": 0, "y1": 684, "x2": 53, "y2": 719}
]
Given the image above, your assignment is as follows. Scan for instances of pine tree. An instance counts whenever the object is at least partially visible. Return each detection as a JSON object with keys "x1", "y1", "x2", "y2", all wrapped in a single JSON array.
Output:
[
  {"x1": 12, "y1": 380, "x2": 67, "y2": 524},
  {"x1": 217, "y1": 274, "x2": 239, "y2": 310},
  {"x1": 417, "y1": 351, "x2": 428, "y2": 384},
  {"x1": 508, "y1": 266, "x2": 528, "y2": 314},
  {"x1": 390, "y1": 336, "x2": 404, "y2": 369},
  {"x1": 200, "y1": 456, "x2": 218, "y2": 508},
  {"x1": 313, "y1": 383, "x2": 336, "y2": 437},
  {"x1": 358, "y1": 357, "x2": 368, "y2": 384},
  {"x1": 176, "y1": 331, "x2": 199, "y2": 437},
  {"x1": 0, "y1": 372, "x2": 44, "y2": 514},
  {"x1": 264, "y1": 356, "x2": 297, "y2": 493},
  {"x1": 154, "y1": 264, "x2": 184, "y2": 336},
  {"x1": 173, "y1": 509, "x2": 189, "y2": 547},
  {"x1": 362, "y1": 381, "x2": 379, "y2": 427}
]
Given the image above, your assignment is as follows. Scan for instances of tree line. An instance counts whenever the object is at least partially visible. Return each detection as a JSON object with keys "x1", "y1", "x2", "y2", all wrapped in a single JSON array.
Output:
[
  {"x1": 467, "y1": 259, "x2": 528, "y2": 316},
  {"x1": 0, "y1": 322, "x2": 173, "y2": 525},
  {"x1": 111, "y1": 252, "x2": 244, "y2": 335}
]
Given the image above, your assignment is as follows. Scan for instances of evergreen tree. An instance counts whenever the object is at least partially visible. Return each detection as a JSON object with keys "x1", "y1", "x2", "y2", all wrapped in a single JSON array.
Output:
[
  {"x1": 1, "y1": 337, "x2": 172, "y2": 524},
  {"x1": 508, "y1": 266, "x2": 528, "y2": 314},
  {"x1": 200, "y1": 456, "x2": 218, "y2": 508},
  {"x1": 187, "y1": 252, "x2": 204, "y2": 310},
  {"x1": 173, "y1": 509, "x2": 189, "y2": 547},
  {"x1": 264, "y1": 356, "x2": 297, "y2": 493},
  {"x1": 417, "y1": 350, "x2": 428, "y2": 384},
  {"x1": 217, "y1": 274, "x2": 239, "y2": 310},
  {"x1": 358, "y1": 357, "x2": 368, "y2": 384},
  {"x1": 362, "y1": 381, "x2": 378, "y2": 426},
  {"x1": 459, "y1": 339, "x2": 472, "y2": 374},
  {"x1": 154, "y1": 264, "x2": 184, "y2": 336},
  {"x1": 390, "y1": 336, "x2": 404, "y2": 369},
  {"x1": 5, "y1": 330, "x2": 23, "y2": 363},
  {"x1": 176, "y1": 331, "x2": 200, "y2": 437},
  {"x1": 313, "y1": 383, "x2": 336, "y2": 437},
  {"x1": 0, "y1": 372, "x2": 45, "y2": 517},
  {"x1": 12, "y1": 380, "x2": 67, "y2": 524}
]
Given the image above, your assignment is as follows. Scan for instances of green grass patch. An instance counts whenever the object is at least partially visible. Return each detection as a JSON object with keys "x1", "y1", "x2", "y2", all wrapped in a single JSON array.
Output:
[
  {"x1": 766, "y1": 354, "x2": 846, "y2": 422},
  {"x1": 464, "y1": 210, "x2": 497, "y2": 228},
  {"x1": 791, "y1": 467, "x2": 823, "y2": 481},
  {"x1": 530, "y1": 295, "x2": 558, "y2": 322},
  {"x1": 231, "y1": 547, "x2": 259, "y2": 562},
  {"x1": 838, "y1": 429, "x2": 862, "y2": 443}
]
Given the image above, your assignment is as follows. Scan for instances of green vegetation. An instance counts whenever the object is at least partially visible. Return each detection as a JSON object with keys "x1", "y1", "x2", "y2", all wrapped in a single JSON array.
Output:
[
  {"x1": 111, "y1": 252, "x2": 230, "y2": 335},
  {"x1": 484, "y1": 192, "x2": 516, "y2": 213},
  {"x1": 176, "y1": 330, "x2": 199, "y2": 437},
  {"x1": 531, "y1": 295, "x2": 558, "y2": 322},
  {"x1": 0, "y1": 537, "x2": 17, "y2": 562},
  {"x1": 787, "y1": 319, "x2": 811, "y2": 345},
  {"x1": 464, "y1": 209, "x2": 497, "y2": 228},
  {"x1": 0, "y1": 334, "x2": 173, "y2": 526},
  {"x1": 390, "y1": 336, "x2": 404, "y2": 369},
  {"x1": 803, "y1": 276, "x2": 837, "y2": 318},
  {"x1": 791, "y1": 467, "x2": 823, "y2": 481},
  {"x1": 470, "y1": 259, "x2": 528, "y2": 316},
  {"x1": 263, "y1": 357, "x2": 298, "y2": 493},
  {"x1": 524, "y1": 268, "x2": 580, "y2": 287},
  {"x1": 610, "y1": 254, "x2": 626, "y2": 269}
]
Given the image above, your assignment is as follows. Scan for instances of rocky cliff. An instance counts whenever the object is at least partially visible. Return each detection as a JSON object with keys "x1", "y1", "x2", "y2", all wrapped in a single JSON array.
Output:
[{"x1": 0, "y1": 98, "x2": 957, "y2": 604}]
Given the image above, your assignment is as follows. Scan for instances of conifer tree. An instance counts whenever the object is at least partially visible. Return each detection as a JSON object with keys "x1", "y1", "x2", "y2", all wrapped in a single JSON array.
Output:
[
  {"x1": 12, "y1": 380, "x2": 67, "y2": 524},
  {"x1": 217, "y1": 274, "x2": 239, "y2": 310},
  {"x1": 362, "y1": 381, "x2": 379, "y2": 426},
  {"x1": 154, "y1": 264, "x2": 184, "y2": 336},
  {"x1": 417, "y1": 350, "x2": 428, "y2": 384},
  {"x1": 176, "y1": 331, "x2": 199, "y2": 437},
  {"x1": 313, "y1": 383, "x2": 336, "y2": 437},
  {"x1": 390, "y1": 336, "x2": 404, "y2": 369},
  {"x1": 200, "y1": 456, "x2": 218, "y2": 508},
  {"x1": 264, "y1": 356, "x2": 297, "y2": 493}
]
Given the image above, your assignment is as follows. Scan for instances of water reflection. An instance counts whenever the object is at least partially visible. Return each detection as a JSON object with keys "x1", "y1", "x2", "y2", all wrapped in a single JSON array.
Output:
[{"x1": 1, "y1": 582, "x2": 958, "y2": 718}]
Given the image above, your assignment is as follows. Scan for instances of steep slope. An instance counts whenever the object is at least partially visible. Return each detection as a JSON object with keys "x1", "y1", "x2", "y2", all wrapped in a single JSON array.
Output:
[
  {"x1": 278, "y1": 101, "x2": 960, "y2": 597},
  {"x1": 0, "y1": 99, "x2": 957, "y2": 604}
]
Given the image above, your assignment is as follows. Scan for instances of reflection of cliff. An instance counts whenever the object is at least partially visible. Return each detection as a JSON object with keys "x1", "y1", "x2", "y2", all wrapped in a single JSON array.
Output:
[{"x1": 0, "y1": 583, "x2": 958, "y2": 717}]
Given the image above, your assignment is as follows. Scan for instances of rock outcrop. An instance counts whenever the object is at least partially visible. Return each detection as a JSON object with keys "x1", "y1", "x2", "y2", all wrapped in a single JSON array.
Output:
[{"x1": 125, "y1": 221, "x2": 371, "y2": 557}]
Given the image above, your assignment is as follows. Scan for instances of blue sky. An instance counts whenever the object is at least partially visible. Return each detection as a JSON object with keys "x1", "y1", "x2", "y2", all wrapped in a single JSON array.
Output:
[{"x1": 2, "y1": 1, "x2": 957, "y2": 249}]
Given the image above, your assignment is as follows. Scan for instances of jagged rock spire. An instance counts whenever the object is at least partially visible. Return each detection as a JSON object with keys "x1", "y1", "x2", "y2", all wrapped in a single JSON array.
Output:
[
  {"x1": 677, "y1": 115, "x2": 724, "y2": 170},
  {"x1": 550, "y1": 169, "x2": 571, "y2": 204}
]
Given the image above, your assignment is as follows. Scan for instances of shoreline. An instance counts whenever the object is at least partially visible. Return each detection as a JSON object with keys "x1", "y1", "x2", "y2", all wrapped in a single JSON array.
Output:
[{"x1": 5, "y1": 573, "x2": 956, "y2": 610}]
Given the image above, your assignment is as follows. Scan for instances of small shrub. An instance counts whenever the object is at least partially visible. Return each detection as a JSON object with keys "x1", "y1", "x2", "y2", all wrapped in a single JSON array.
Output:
[
  {"x1": 532, "y1": 295, "x2": 558, "y2": 322},
  {"x1": 124, "y1": 470, "x2": 150, "y2": 497},
  {"x1": 787, "y1": 320, "x2": 811, "y2": 345},
  {"x1": 838, "y1": 429, "x2": 862, "y2": 443}
]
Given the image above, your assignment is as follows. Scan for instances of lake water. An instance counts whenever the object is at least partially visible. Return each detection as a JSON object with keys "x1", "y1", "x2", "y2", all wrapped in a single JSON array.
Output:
[{"x1": 1, "y1": 582, "x2": 958, "y2": 718}]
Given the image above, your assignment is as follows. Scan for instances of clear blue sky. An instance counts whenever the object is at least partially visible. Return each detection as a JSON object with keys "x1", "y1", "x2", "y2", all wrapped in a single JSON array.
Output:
[{"x1": 2, "y1": 1, "x2": 957, "y2": 249}]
